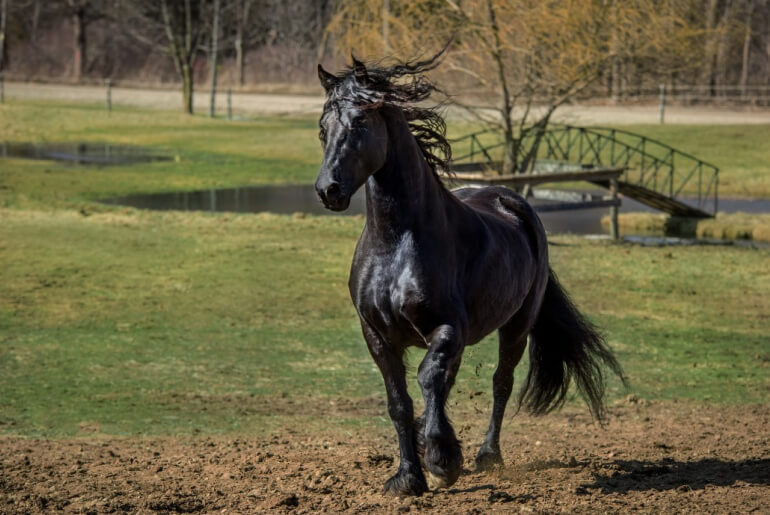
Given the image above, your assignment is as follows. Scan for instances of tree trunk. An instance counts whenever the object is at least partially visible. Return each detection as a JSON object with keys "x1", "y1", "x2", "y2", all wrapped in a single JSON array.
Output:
[
  {"x1": 73, "y1": 7, "x2": 86, "y2": 82},
  {"x1": 382, "y1": 0, "x2": 389, "y2": 54},
  {"x1": 502, "y1": 130, "x2": 516, "y2": 176},
  {"x1": 715, "y1": 1, "x2": 734, "y2": 94},
  {"x1": 182, "y1": 63, "x2": 193, "y2": 114},
  {"x1": 208, "y1": 0, "x2": 220, "y2": 117},
  {"x1": 235, "y1": 36, "x2": 244, "y2": 86},
  {"x1": 703, "y1": 0, "x2": 720, "y2": 96},
  {"x1": 32, "y1": 0, "x2": 41, "y2": 40},
  {"x1": 765, "y1": 10, "x2": 770, "y2": 84},
  {"x1": 611, "y1": 56, "x2": 620, "y2": 102},
  {"x1": 740, "y1": 0, "x2": 754, "y2": 94},
  {"x1": 0, "y1": 0, "x2": 7, "y2": 72},
  {"x1": 765, "y1": 0, "x2": 770, "y2": 85},
  {"x1": 235, "y1": 0, "x2": 252, "y2": 87},
  {"x1": 609, "y1": 0, "x2": 620, "y2": 102},
  {"x1": 485, "y1": 0, "x2": 515, "y2": 176}
]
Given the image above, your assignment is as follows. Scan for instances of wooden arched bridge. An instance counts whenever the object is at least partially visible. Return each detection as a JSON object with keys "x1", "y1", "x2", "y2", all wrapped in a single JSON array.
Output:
[{"x1": 447, "y1": 125, "x2": 719, "y2": 219}]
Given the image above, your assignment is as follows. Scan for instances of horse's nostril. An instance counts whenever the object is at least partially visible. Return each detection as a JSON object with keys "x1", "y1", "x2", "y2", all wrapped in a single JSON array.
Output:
[
  {"x1": 316, "y1": 188, "x2": 327, "y2": 203},
  {"x1": 325, "y1": 183, "x2": 341, "y2": 200}
]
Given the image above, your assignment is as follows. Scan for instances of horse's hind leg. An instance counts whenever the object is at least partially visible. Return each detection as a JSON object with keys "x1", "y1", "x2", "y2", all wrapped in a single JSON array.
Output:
[{"x1": 475, "y1": 308, "x2": 536, "y2": 471}]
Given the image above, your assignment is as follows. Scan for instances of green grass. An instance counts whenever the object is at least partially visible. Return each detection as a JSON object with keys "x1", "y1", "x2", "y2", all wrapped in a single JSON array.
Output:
[
  {"x1": 0, "y1": 100, "x2": 323, "y2": 210},
  {"x1": 2, "y1": 100, "x2": 770, "y2": 209},
  {"x1": 0, "y1": 101, "x2": 768, "y2": 438},
  {"x1": 628, "y1": 125, "x2": 770, "y2": 199}
]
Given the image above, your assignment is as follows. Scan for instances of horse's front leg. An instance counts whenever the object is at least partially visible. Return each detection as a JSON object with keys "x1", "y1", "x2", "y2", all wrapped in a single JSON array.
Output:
[
  {"x1": 361, "y1": 321, "x2": 428, "y2": 496},
  {"x1": 418, "y1": 324, "x2": 465, "y2": 489}
]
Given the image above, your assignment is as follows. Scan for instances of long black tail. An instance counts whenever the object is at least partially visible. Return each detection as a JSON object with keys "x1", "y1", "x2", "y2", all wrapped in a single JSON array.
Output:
[{"x1": 518, "y1": 268, "x2": 626, "y2": 421}]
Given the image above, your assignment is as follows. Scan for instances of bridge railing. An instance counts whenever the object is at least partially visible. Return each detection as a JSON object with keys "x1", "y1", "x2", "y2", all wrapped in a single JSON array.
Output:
[
  {"x1": 450, "y1": 126, "x2": 719, "y2": 215},
  {"x1": 450, "y1": 129, "x2": 505, "y2": 166}
]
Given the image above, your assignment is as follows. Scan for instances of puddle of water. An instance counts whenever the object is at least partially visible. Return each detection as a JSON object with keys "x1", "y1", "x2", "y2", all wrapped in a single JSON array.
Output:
[
  {"x1": 101, "y1": 184, "x2": 770, "y2": 238},
  {"x1": 102, "y1": 185, "x2": 367, "y2": 218},
  {"x1": 0, "y1": 142, "x2": 170, "y2": 165}
]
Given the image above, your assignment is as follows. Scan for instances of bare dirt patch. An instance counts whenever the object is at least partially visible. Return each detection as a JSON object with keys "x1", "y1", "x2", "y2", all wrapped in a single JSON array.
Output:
[{"x1": 1, "y1": 401, "x2": 768, "y2": 514}]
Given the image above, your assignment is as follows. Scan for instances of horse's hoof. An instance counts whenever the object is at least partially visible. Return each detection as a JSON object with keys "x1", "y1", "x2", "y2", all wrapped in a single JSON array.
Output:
[
  {"x1": 424, "y1": 435, "x2": 463, "y2": 489},
  {"x1": 474, "y1": 450, "x2": 504, "y2": 471},
  {"x1": 383, "y1": 470, "x2": 428, "y2": 497},
  {"x1": 425, "y1": 470, "x2": 451, "y2": 490}
]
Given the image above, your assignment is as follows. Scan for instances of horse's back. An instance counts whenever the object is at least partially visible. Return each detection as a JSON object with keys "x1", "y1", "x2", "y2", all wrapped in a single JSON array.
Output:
[{"x1": 451, "y1": 186, "x2": 545, "y2": 249}]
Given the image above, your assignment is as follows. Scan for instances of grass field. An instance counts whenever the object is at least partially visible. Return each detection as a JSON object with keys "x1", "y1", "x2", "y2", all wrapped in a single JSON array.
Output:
[
  {"x1": 2, "y1": 100, "x2": 770, "y2": 209},
  {"x1": 1, "y1": 101, "x2": 769, "y2": 439}
]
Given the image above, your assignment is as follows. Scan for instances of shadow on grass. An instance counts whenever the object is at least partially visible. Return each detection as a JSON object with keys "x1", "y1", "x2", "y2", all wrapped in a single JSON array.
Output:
[{"x1": 580, "y1": 458, "x2": 770, "y2": 494}]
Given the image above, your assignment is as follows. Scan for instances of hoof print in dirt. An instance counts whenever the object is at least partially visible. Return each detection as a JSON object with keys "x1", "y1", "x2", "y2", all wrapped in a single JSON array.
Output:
[{"x1": 275, "y1": 493, "x2": 299, "y2": 508}]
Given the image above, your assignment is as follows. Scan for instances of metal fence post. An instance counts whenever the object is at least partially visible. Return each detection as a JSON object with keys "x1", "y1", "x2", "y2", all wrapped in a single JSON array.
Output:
[
  {"x1": 105, "y1": 79, "x2": 112, "y2": 113},
  {"x1": 658, "y1": 84, "x2": 666, "y2": 124},
  {"x1": 227, "y1": 88, "x2": 232, "y2": 120}
]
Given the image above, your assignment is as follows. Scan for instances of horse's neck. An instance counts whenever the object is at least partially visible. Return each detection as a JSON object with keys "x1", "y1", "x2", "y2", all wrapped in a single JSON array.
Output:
[{"x1": 364, "y1": 111, "x2": 449, "y2": 241}]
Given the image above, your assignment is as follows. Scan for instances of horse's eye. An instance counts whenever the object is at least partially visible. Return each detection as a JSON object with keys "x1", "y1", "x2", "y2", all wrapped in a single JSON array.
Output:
[{"x1": 318, "y1": 127, "x2": 327, "y2": 144}]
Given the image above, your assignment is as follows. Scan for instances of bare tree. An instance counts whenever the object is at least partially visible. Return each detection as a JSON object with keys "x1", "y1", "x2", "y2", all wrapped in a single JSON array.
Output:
[
  {"x1": 122, "y1": 0, "x2": 212, "y2": 114},
  {"x1": 233, "y1": 0, "x2": 254, "y2": 86},
  {"x1": 328, "y1": 0, "x2": 706, "y2": 175},
  {"x1": 67, "y1": 0, "x2": 87, "y2": 81},
  {"x1": 56, "y1": 0, "x2": 104, "y2": 82},
  {"x1": 208, "y1": 0, "x2": 220, "y2": 116},
  {"x1": 739, "y1": 0, "x2": 755, "y2": 94}
]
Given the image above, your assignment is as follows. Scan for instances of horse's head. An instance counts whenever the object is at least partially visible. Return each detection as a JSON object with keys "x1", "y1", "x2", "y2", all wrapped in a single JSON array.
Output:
[{"x1": 314, "y1": 60, "x2": 389, "y2": 211}]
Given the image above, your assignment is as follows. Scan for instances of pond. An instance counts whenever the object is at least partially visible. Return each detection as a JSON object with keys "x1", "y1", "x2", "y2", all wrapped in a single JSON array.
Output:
[
  {"x1": 100, "y1": 184, "x2": 770, "y2": 236},
  {"x1": 0, "y1": 142, "x2": 170, "y2": 165}
]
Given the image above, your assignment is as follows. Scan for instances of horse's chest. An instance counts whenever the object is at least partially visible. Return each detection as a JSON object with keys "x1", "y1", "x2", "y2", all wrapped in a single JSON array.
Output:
[{"x1": 351, "y1": 241, "x2": 430, "y2": 344}]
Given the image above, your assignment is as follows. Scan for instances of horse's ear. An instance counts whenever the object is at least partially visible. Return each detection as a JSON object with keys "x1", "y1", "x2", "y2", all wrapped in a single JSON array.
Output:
[
  {"x1": 351, "y1": 55, "x2": 369, "y2": 83},
  {"x1": 317, "y1": 64, "x2": 337, "y2": 93}
]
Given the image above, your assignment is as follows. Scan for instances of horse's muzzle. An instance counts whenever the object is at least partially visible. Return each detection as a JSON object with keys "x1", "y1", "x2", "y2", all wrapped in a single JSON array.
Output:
[{"x1": 315, "y1": 180, "x2": 350, "y2": 211}]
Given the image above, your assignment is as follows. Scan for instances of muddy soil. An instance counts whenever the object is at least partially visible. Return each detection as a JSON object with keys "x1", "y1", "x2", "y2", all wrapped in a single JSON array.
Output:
[{"x1": 1, "y1": 400, "x2": 768, "y2": 514}]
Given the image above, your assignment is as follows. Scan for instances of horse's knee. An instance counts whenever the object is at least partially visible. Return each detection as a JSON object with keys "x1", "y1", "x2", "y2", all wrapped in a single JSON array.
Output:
[
  {"x1": 387, "y1": 398, "x2": 413, "y2": 422},
  {"x1": 417, "y1": 326, "x2": 463, "y2": 390},
  {"x1": 417, "y1": 356, "x2": 446, "y2": 392}
]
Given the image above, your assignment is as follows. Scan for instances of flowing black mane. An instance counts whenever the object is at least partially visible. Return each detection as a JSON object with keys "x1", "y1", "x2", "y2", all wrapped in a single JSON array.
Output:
[{"x1": 322, "y1": 52, "x2": 451, "y2": 176}]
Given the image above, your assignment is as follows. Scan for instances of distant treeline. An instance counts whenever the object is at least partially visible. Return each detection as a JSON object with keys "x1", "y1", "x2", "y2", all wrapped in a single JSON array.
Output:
[{"x1": 0, "y1": 0, "x2": 768, "y2": 99}]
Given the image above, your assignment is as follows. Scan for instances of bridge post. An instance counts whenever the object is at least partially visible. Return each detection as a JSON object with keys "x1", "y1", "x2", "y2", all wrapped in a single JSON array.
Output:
[{"x1": 609, "y1": 178, "x2": 619, "y2": 240}]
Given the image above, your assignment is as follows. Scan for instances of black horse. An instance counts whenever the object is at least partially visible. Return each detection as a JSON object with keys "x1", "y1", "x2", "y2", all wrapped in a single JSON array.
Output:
[{"x1": 314, "y1": 53, "x2": 624, "y2": 496}]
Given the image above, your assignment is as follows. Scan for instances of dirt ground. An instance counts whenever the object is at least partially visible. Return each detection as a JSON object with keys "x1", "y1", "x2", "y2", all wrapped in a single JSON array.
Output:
[
  {"x1": 7, "y1": 81, "x2": 770, "y2": 124},
  {"x1": 1, "y1": 400, "x2": 768, "y2": 514}
]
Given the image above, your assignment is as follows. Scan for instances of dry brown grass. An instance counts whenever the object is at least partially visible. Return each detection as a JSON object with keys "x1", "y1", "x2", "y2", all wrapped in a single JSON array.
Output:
[{"x1": 602, "y1": 212, "x2": 770, "y2": 242}]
